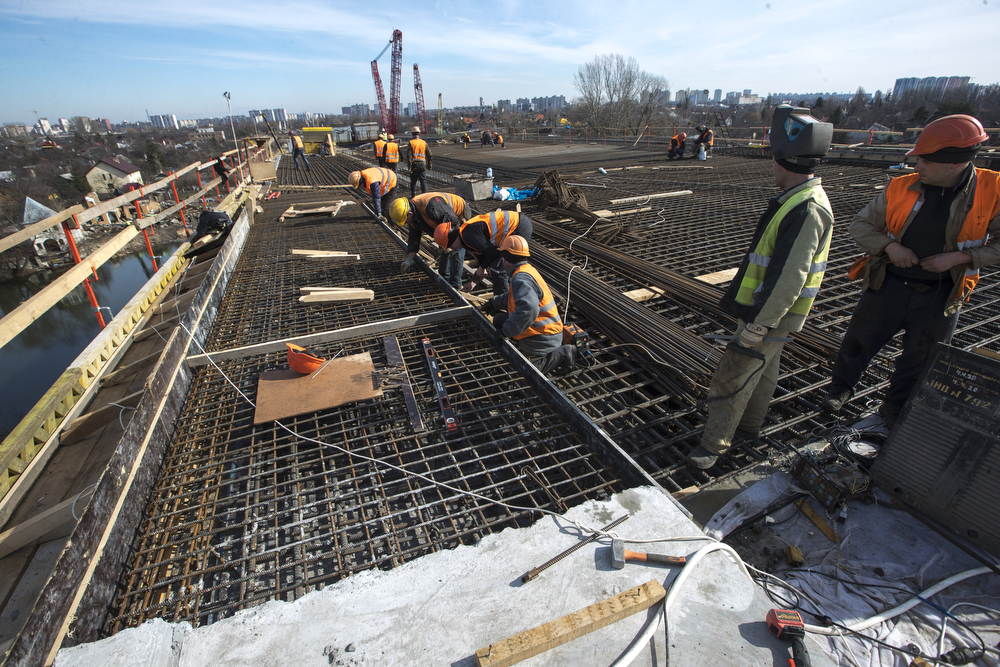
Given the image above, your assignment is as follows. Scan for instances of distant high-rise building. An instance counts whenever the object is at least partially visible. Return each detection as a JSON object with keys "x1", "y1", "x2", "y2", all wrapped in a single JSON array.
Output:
[
  {"x1": 515, "y1": 97, "x2": 532, "y2": 112},
  {"x1": 531, "y1": 95, "x2": 565, "y2": 111},
  {"x1": 340, "y1": 104, "x2": 372, "y2": 118},
  {"x1": 405, "y1": 102, "x2": 417, "y2": 117},
  {"x1": 34, "y1": 118, "x2": 52, "y2": 135},
  {"x1": 150, "y1": 114, "x2": 179, "y2": 130},
  {"x1": 497, "y1": 99, "x2": 512, "y2": 113},
  {"x1": 714, "y1": 89, "x2": 722, "y2": 103},
  {"x1": 743, "y1": 89, "x2": 752, "y2": 97}
]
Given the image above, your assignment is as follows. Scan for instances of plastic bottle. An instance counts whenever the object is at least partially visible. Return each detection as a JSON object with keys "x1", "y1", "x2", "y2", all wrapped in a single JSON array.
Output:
[{"x1": 486, "y1": 167, "x2": 493, "y2": 178}]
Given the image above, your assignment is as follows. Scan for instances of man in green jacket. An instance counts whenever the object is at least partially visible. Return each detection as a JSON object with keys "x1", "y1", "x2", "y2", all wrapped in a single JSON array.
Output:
[{"x1": 687, "y1": 106, "x2": 834, "y2": 469}]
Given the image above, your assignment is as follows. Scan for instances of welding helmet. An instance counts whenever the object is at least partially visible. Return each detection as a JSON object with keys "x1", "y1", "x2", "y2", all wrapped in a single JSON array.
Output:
[
  {"x1": 433, "y1": 221, "x2": 452, "y2": 250},
  {"x1": 348, "y1": 171, "x2": 362, "y2": 188},
  {"x1": 906, "y1": 114, "x2": 987, "y2": 162},
  {"x1": 388, "y1": 197, "x2": 410, "y2": 226},
  {"x1": 771, "y1": 104, "x2": 832, "y2": 172},
  {"x1": 499, "y1": 235, "x2": 530, "y2": 261},
  {"x1": 287, "y1": 343, "x2": 325, "y2": 375}
]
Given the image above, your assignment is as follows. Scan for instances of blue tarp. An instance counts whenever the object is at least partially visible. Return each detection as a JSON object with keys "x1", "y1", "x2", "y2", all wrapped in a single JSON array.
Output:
[{"x1": 492, "y1": 186, "x2": 537, "y2": 201}]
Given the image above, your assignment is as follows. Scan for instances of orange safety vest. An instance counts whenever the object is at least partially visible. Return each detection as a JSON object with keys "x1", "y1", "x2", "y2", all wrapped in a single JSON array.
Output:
[
  {"x1": 507, "y1": 263, "x2": 564, "y2": 340},
  {"x1": 697, "y1": 130, "x2": 713, "y2": 146},
  {"x1": 409, "y1": 138, "x2": 427, "y2": 163},
  {"x1": 292, "y1": 135, "x2": 304, "y2": 150},
  {"x1": 360, "y1": 167, "x2": 397, "y2": 193},
  {"x1": 411, "y1": 193, "x2": 466, "y2": 231},
  {"x1": 884, "y1": 169, "x2": 1000, "y2": 303},
  {"x1": 374, "y1": 139, "x2": 386, "y2": 158},
  {"x1": 459, "y1": 210, "x2": 520, "y2": 254},
  {"x1": 384, "y1": 142, "x2": 399, "y2": 163},
  {"x1": 671, "y1": 135, "x2": 684, "y2": 149}
]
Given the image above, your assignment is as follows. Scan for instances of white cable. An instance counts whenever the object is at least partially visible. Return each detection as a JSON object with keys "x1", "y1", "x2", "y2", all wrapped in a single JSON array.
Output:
[
  {"x1": 936, "y1": 601, "x2": 1000, "y2": 660},
  {"x1": 804, "y1": 567, "x2": 993, "y2": 635},
  {"x1": 610, "y1": 542, "x2": 752, "y2": 667}
]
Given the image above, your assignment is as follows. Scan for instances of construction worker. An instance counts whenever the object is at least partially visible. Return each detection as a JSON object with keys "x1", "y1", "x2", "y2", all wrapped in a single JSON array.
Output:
[
  {"x1": 687, "y1": 105, "x2": 834, "y2": 469},
  {"x1": 667, "y1": 132, "x2": 687, "y2": 160},
  {"x1": 481, "y1": 130, "x2": 494, "y2": 148},
  {"x1": 434, "y1": 209, "x2": 533, "y2": 296},
  {"x1": 348, "y1": 167, "x2": 397, "y2": 222},
  {"x1": 384, "y1": 134, "x2": 400, "y2": 173},
  {"x1": 694, "y1": 125, "x2": 714, "y2": 159},
  {"x1": 820, "y1": 114, "x2": 1000, "y2": 426},
  {"x1": 484, "y1": 235, "x2": 577, "y2": 375},
  {"x1": 495, "y1": 133, "x2": 504, "y2": 148},
  {"x1": 374, "y1": 130, "x2": 387, "y2": 167},
  {"x1": 289, "y1": 130, "x2": 310, "y2": 171},
  {"x1": 390, "y1": 193, "x2": 471, "y2": 289},
  {"x1": 406, "y1": 126, "x2": 432, "y2": 197},
  {"x1": 462, "y1": 133, "x2": 471, "y2": 148}
]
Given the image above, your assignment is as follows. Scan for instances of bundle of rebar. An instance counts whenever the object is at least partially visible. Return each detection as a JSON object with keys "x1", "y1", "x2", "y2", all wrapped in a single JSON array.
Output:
[
  {"x1": 531, "y1": 220, "x2": 843, "y2": 359},
  {"x1": 528, "y1": 243, "x2": 719, "y2": 399}
]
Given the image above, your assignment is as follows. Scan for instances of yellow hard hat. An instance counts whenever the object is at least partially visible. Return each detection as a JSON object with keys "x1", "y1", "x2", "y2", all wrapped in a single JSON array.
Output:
[
  {"x1": 388, "y1": 197, "x2": 410, "y2": 226},
  {"x1": 348, "y1": 171, "x2": 361, "y2": 188},
  {"x1": 387, "y1": 134, "x2": 395, "y2": 140}
]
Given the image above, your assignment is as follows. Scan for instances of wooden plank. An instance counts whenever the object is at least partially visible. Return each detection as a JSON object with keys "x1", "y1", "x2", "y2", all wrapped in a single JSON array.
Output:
[
  {"x1": 186, "y1": 307, "x2": 473, "y2": 367},
  {"x1": 292, "y1": 249, "x2": 350, "y2": 256},
  {"x1": 0, "y1": 488, "x2": 96, "y2": 558},
  {"x1": 475, "y1": 580, "x2": 666, "y2": 667},
  {"x1": 58, "y1": 389, "x2": 144, "y2": 447},
  {"x1": 300, "y1": 286, "x2": 364, "y2": 293},
  {"x1": 695, "y1": 267, "x2": 738, "y2": 285},
  {"x1": 796, "y1": 498, "x2": 840, "y2": 543},
  {"x1": 0, "y1": 226, "x2": 138, "y2": 350},
  {"x1": 609, "y1": 190, "x2": 692, "y2": 205},
  {"x1": 0, "y1": 205, "x2": 84, "y2": 254},
  {"x1": 302, "y1": 254, "x2": 361, "y2": 261},
  {"x1": 591, "y1": 207, "x2": 652, "y2": 217},
  {"x1": 99, "y1": 351, "x2": 163, "y2": 388},
  {"x1": 299, "y1": 289, "x2": 373, "y2": 303},
  {"x1": 622, "y1": 286, "x2": 666, "y2": 303}
]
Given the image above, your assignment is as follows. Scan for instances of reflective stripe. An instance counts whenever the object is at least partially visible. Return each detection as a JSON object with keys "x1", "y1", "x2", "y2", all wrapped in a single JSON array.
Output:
[
  {"x1": 486, "y1": 210, "x2": 519, "y2": 246},
  {"x1": 361, "y1": 167, "x2": 397, "y2": 193},
  {"x1": 747, "y1": 252, "x2": 770, "y2": 267},
  {"x1": 409, "y1": 138, "x2": 427, "y2": 162},
  {"x1": 384, "y1": 142, "x2": 398, "y2": 162},
  {"x1": 810, "y1": 260, "x2": 828, "y2": 273}
]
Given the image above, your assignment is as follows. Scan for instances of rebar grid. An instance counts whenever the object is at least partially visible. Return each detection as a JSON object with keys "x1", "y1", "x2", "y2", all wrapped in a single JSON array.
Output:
[
  {"x1": 107, "y1": 321, "x2": 621, "y2": 632},
  {"x1": 205, "y1": 192, "x2": 453, "y2": 351}
]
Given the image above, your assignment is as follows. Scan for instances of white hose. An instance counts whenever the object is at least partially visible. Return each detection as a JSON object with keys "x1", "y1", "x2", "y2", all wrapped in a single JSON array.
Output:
[
  {"x1": 610, "y1": 542, "x2": 751, "y2": 667},
  {"x1": 804, "y1": 566, "x2": 992, "y2": 635}
]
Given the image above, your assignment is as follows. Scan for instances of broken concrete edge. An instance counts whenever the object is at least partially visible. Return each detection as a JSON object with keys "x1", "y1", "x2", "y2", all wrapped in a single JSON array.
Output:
[{"x1": 1, "y1": 205, "x2": 250, "y2": 667}]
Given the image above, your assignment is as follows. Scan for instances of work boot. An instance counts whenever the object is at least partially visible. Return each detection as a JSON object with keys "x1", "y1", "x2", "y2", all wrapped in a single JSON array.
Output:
[
  {"x1": 820, "y1": 389, "x2": 852, "y2": 413},
  {"x1": 686, "y1": 445, "x2": 718, "y2": 470}
]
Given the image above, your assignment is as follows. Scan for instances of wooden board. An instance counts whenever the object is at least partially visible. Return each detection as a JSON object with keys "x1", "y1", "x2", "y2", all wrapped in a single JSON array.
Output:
[
  {"x1": 253, "y1": 352, "x2": 383, "y2": 424},
  {"x1": 292, "y1": 249, "x2": 350, "y2": 256},
  {"x1": 695, "y1": 267, "x2": 738, "y2": 285},
  {"x1": 299, "y1": 290, "x2": 372, "y2": 303},
  {"x1": 302, "y1": 254, "x2": 360, "y2": 261},
  {"x1": 476, "y1": 580, "x2": 666, "y2": 667}
]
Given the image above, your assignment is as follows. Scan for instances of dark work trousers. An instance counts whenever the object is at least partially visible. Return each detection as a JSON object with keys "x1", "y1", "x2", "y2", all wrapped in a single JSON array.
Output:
[
  {"x1": 493, "y1": 313, "x2": 575, "y2": 374},
  {"x1": 828, "y1": 273, "x2": 958, "y2": 416},
  {"x1": 386, "y1": 161, "x2": 398, "y2": 173},
  {"x1": 485, "y1": 217, "x2": 533, "y2": 296},
  {"x1": 436, "y1": 247, "x2": 465, "y2": 289},
  {"x1": 410, "y1": 163, "x2": 428, "y2": 197},
  {"x1": 667, "y1": 146, "x2": 685, "y2": 160},
  {"x1": 292, "y1": 147, "x2": 310, "y2": 171}
]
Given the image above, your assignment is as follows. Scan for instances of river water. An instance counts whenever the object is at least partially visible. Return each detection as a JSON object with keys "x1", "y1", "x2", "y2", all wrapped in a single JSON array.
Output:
[{"x1": 0, "y1": 241, "x2": 184, "y2": 439}]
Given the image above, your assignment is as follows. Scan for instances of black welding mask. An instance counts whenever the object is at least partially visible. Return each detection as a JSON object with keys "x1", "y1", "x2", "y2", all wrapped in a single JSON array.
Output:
[{"x1": 771, "y1": 105, "x2": 832, "y2": 172}]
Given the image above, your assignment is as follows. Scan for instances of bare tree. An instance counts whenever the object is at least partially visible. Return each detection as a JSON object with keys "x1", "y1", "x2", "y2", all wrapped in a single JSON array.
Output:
[{"x1": 573, "y1": 54, "x2": 668, "y2": 135}]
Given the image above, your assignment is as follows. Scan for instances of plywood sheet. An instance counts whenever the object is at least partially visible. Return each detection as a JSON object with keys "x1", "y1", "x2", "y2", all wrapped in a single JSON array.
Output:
[{"x1": 254, "y1": 352, "x2": 382, "y2": 424}]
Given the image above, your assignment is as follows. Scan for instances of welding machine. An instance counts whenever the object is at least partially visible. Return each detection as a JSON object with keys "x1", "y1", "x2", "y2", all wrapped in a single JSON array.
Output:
[{"x1": 562, "y1": 323, "x2": 590, "y2": 356}]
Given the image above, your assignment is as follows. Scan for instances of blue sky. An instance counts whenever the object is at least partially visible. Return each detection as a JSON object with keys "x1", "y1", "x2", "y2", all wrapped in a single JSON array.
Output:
[{"x1": 1, "y1": 0, "x2": 997, "y2": 125}]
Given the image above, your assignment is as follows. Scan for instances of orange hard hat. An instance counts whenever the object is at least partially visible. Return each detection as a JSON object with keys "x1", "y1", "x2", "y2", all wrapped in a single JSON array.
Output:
[
  {"x1": 907, "y1": 114, "x2": 988, "y2": 157},
  {"x1": 287, "y1": 343, "x2": 325, "y2": 374},
  {"x1": 348, "y1": 171, "x2": 361, "y2": 188},
  {"x1": 433, "y1": 221, "x2": 452, "y2": 249},
  {"x1": 678, "y1": 132, "x2": 687, "y2": 141},
  {"x1": 499, "y1": 235, "x2": 530, "y2": 258}
]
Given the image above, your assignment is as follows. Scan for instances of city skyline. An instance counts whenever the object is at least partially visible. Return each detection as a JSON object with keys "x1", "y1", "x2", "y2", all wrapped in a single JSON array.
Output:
[{"x1": 1, "y1": 0, "x2": 998, "y2": 126}]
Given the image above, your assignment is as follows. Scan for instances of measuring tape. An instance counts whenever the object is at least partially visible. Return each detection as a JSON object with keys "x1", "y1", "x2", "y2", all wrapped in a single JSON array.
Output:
[{"x1": 422, "y1": 338, "x2": 457, "y2": 433}]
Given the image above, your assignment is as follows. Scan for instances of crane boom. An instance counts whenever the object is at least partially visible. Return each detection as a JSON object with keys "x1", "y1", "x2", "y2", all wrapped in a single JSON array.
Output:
[
  {"x1": 413, "y1": 64, "x2": 427, "y2": 134},
  {"x1": 371, "y1": 60, "x2": 389, "y2": 132},
  {"x1": 388, "y1": 30, "x2": 402, "y2": 134}
]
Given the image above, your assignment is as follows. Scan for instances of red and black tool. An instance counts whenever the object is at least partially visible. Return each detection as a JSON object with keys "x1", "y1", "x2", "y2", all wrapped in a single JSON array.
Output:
[
  {"x1": 422, "y1": 338, "x2": 457, "y2": 433},
  {"x1": 766, "y1": 609, "x2": 811, "y2": 667}
]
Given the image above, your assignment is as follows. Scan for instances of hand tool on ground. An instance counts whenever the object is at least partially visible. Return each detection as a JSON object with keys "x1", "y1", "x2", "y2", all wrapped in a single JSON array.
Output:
[
  {"x1": 520, "y1": 514, "x2": 628, "y2": 584},
  {"x1": 382, "y1": 336, "x2": 424, "y2": 433},
  {"x1": 422, "y1": 338, "x2": 457, "y2": 433},
  {"x1": 766, "y1": 608, "x2": 812, "y2": 667},
  {"x1": 610, "y1": 539, "x2": 686, "y2": 569}
]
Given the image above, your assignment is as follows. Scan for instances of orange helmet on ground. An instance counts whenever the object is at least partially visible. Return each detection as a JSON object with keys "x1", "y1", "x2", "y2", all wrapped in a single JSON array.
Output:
[
  {"x1": 348, "y1": 171, "x2": 362, "y2": 188},
  {"x1": 433, "y1": 221, "x2": 452, "y2": 249},
  {"x1": 499, "y1": 235, "x2": 530, "y2": 259},
  {"x1": 906, "y1": 114, "x2": 988, "y2": 161},
  {"x1": 287, "y1": 343, "x2": 325, "y2": 374}
]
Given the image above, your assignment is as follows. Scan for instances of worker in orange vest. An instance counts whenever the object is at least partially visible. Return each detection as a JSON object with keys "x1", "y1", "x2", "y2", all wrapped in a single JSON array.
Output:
[
  {"x1": 433, "y1": 209, "x2": 533, "y2": 296},
  {"x1": 384, "y1": 134, "x2": 400, "y2": 172},
  {"x1": 821, "y1": 114, "x2": 1000, "y2": 426},
  {"x1": 389, "y1": 193, "x2": 470, "y2": 288},
  {"x1": 667, "y1": 132, "x2": 687, "y2": 160},
  {"x1": 374, "y1": 130, "x2": 387, "y2": 167},
  {"x1": 348, "y1": 167, "x2": 397, "y2": 221},
  {"x1": 289, "y1": 130, "x2": 310, "y2": 171},
  {"x1": 406, "y1": 126, "x2": 432, "y2": 197},
  {"x1": 485, "y1": 236, "x2": 577, "y2": 375}
]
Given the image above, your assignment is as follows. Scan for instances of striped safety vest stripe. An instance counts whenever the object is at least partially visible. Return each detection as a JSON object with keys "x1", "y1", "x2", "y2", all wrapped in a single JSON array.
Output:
[
  {"x1": 361, "y1": 167, "x2": 397, "y2": 193},
  {"x1": 409, "y1": 138, "x2": 427, "y2": 162},
  {"x1": 735, "y1": 184, "x2": 832, "y2": 316},
  {"x1": 508, "y1": 264, "x2": 564, "y2": 339},
  {"x1": 384, "y1": 142, "x2": 399, "y2": 162}
]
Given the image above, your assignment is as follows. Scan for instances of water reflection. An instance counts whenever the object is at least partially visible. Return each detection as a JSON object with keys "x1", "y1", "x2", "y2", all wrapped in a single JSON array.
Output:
[{"x1": 0, "y1": 242, "x2": 184, "y2": 439}]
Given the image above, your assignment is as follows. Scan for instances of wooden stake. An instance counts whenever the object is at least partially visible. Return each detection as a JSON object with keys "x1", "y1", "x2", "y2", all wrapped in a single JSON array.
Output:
[
  {"x1": 292, "y1": 249, "x2": 350, "y2": 256},
  {"x1": 299, "y1": 290, "x2": 374, "y2": 303},
  {"x1": 302, "y1": 254, "x2": 360, "y2": 261},
  {"x1": 475, "y1": 580, "x2": 666, "y2": 667}
]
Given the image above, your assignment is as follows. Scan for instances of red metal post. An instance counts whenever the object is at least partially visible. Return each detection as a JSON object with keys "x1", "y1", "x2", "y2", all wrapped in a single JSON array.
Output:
[
  {"x1": 196, "y1": 170, "x2": 207, "y2": 208},
  {"x1": 64, "y1": 215, "x2": 106, "y2": 328},
  {"x1": 170, "y1": 174, "x2": 190, "y2": 237},
  {"x1": 868, "y1": 129, "x2": 874, "y2": 146}
]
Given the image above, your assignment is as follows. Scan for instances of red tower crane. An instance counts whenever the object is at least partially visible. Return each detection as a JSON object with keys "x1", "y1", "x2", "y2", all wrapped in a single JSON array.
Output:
[
  {"x1": 370, "y1": 30, "x2": 403, "y2": 134},
  {"x1": 413, "y1": 64, "x2": 427, "y2": 134}
]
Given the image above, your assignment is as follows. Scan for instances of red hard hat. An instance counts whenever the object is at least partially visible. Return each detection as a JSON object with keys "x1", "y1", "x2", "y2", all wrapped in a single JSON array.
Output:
[
  {"x1": 433, "y1": 222, "x2": 452, "y2": 249},
  {"x1": 906, "y1": 114, "x2": 988, "y2": 156}
]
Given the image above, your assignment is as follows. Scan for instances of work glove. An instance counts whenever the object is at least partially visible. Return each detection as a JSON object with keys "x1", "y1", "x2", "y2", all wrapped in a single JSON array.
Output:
[
  {"x1": 482, "y1": 301, "x2": 497, "y2": 316},
  {"x1": 738, "y1": 322, "x2": 769, "y2": 349},
  {"x1": 400, "y1": 256, "x2": 417, "y2": 273}
]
